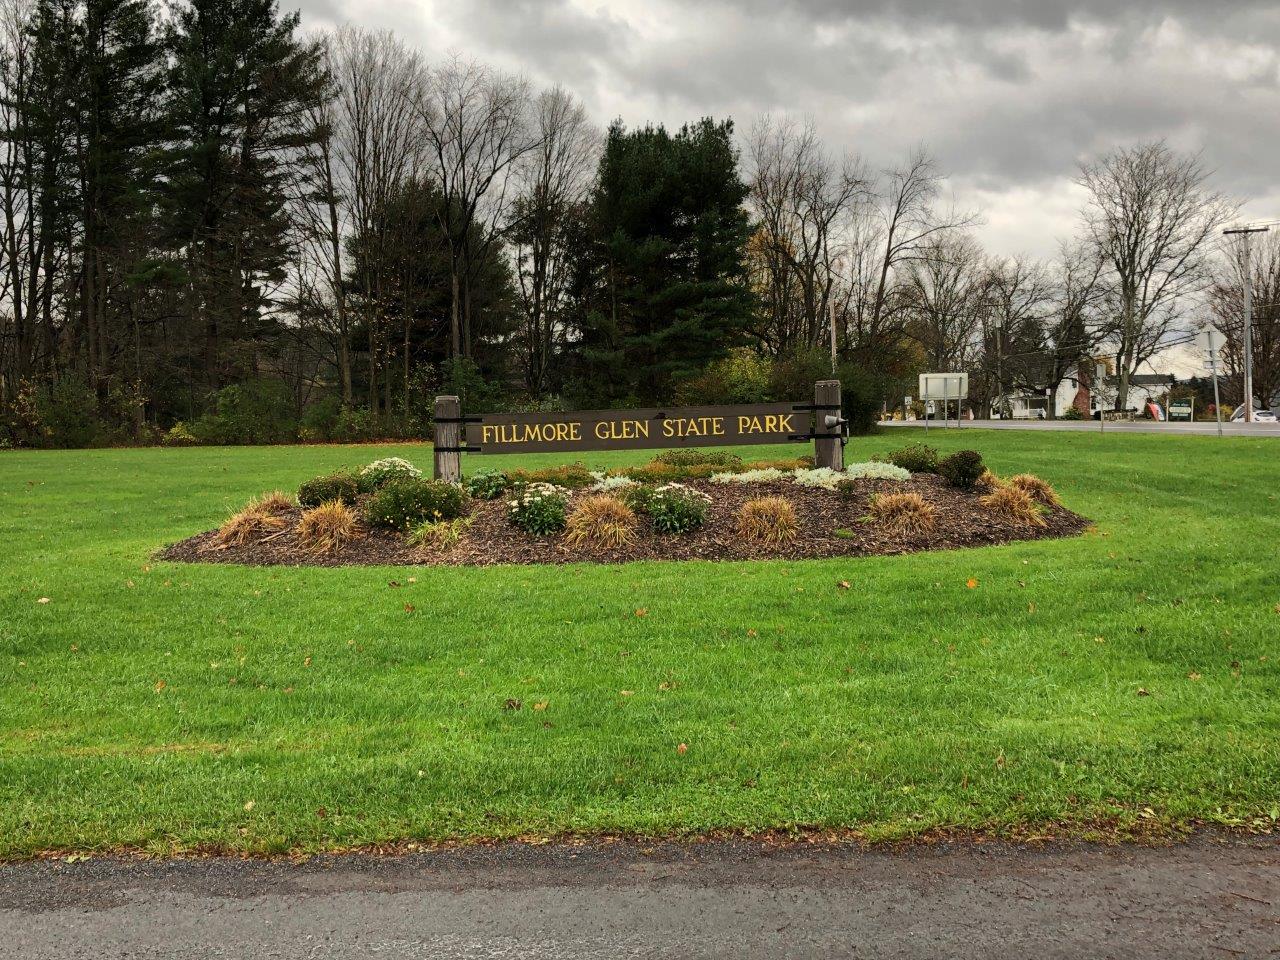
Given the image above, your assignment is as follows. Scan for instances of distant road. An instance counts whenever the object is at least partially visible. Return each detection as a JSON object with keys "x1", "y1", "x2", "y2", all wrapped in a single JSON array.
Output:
[
  {"x1": 2, "y1": 836, "x2": 1277, "y2": 959},
  {"x1": 883, "y1": 418, "x2": 1280, "y2": 437}
]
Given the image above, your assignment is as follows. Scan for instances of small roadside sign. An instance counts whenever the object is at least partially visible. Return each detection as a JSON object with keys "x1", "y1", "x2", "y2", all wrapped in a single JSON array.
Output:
[{"x1": 1169, "y1": 398, "x2": 1194, "y2": 422}]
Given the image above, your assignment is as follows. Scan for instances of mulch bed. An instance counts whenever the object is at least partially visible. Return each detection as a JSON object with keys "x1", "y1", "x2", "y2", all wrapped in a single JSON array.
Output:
[{"x1": 158, "y1": 475, "x2": 1092, "y2": 568}]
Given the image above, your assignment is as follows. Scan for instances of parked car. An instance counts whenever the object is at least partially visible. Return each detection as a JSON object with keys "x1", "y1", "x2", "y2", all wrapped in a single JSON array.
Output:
[{"x1": 1230, "y1": 406, "x2": 1278, "y2": 423}]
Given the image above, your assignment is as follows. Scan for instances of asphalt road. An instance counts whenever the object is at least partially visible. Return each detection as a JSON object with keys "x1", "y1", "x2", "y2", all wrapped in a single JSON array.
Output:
[
  {"x1": 3, "y1": 836, "x2": 1277, "y2": 959},
  {"x1": 882, "y1": 418, "x2": 1280, "y2": 436}
]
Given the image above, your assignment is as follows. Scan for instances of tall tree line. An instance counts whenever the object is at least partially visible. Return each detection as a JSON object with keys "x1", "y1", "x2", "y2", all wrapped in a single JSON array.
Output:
[{"x1": 0, "y1": 9, "x2": 1262, "y2": 446}]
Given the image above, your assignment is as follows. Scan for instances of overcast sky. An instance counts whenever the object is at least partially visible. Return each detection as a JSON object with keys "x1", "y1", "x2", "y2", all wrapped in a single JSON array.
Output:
[{"x1": 296, "y1": 0, "x2": 1279, "y2": 263}]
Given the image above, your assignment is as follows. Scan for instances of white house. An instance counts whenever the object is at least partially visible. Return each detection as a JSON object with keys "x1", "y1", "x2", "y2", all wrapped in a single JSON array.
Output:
[{"x1": 994, "y1": 364, "x2": 1174, "y2": 419}]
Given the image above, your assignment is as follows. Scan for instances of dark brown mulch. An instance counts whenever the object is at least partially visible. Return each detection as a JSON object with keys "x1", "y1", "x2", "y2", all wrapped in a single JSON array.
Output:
[{"x1": 158, "y1": 475, "x2": 1091, "y2": 568}]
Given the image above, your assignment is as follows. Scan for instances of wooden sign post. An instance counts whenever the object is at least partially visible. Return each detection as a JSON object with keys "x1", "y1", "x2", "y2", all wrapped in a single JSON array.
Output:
[
  {"x1": 813, "y1": 379, "x2": 844, "y2": 471},
  {"x1": 433, "y1": 395, "x2": 462, "y2": 483}
]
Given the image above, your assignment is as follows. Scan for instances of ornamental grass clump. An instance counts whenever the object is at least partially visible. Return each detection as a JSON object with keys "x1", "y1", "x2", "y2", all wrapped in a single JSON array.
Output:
[
  {"x1": 254, "y1": 490, "x2": 295, "y2": 513},
  {"x1": 1008, "y1": 473, "x2": 1060, "y2": 507},
  {"x1": 644, "y1": 483, "x2": 712, "y2": 534},
  {"x1": 867, "y1": 492, "x2": 937, "y2": 536},
  {"x1": 938, "y1": 450, "x2": 985, "y2": 489},
  {"x1": 565, "y1": 495, "x2": 638, "y2": 548},
  {"x1": 738, "y1": 496, "x2": 798, "y2": 546},
  {"x1": 407, "y1": 516, "x2": 473, "y2": 550},
  {"x1": 296, "y1": 500, "x2": 359, "y2": 554},
  {"x1": 364, "y1": 477, "x2": 468, "y2": 530},
  {"x1": 976, "y1": 468, "x2": 1003, "y2": 491},
  {"x1": 212, "y1": 497, "x2": 289, "y2": 547},
  {"x1": 508, "y1": 482, "x2": 570, "y2": 534},
  {"x1": 297, "y1": 471, "x2": 360, "y2": 508},
  {"x1": 980, "y1": 484, "x2": 1047, "y2": 528},
  {"x1": 358, "y1": 457, "x2": 421, "y2": 491}
]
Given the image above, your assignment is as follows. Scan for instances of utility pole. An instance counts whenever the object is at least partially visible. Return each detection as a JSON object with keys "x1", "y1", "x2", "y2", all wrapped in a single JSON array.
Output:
[
  {"x1": 1223, "y1": 226, "x2": 1270, "y2": 423},
  {"x1": 828, "y1": 299, "x2": 838, "y2": 375}
]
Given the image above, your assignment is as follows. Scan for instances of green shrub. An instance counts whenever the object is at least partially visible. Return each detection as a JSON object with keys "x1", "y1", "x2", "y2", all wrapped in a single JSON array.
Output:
[
  {"x1": 938, "y1": 450, "x2": 985, "y2": 489},
  {"x1": 329, "y1": 406, "x2": 379, "y2": 442},
  {"x1": 364, "y1": 477, "x2": 468, "y2": 530},
  {"x1": 507, "y1": 482, "x2": 569, "y2": 535},
  {"x1": 297, "y1": 472, "x2": 361, "y2": 508},
  {"x1": 643, "y1": 483, "x2": 711, "y2": 534},
  {"x1": 37, "y1": 376, "x2": 101, "y2": 448},
  {"x1": 162, "y1": 421, "x2": 198, "y2": 446},
  {"x1": 883, "y1": 442, "x2": 939, "y2": 474},
  {"x1": 358, "y1": 457, "x2": 422, "y2": 491},
  {"x1": 652, "y1": 449, "x2": 744, "y2": 468},
  {"x1": 506, "y1": 463, "x2": 595, "y2": 489},
  {"x1": 1059, "y1": 406, "x2": 1085, "y2": 421},
  {"x1": 190, "y1": 380, "x2": 297, "y2": 445},
  {"x1": 464, "y1": 470, "x2": 509, "y2": 500}
]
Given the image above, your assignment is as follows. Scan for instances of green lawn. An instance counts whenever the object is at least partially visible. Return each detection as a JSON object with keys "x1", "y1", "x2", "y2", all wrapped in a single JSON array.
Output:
[{"x1": 1, "y1": 430, "x2": 1278, "y2": 857}]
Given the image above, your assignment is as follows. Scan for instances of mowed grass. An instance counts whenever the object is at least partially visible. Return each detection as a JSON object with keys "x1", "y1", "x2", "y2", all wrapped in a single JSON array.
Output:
[{"x1": 1, "y1": 430, "x2": 1278, "y2": 857}]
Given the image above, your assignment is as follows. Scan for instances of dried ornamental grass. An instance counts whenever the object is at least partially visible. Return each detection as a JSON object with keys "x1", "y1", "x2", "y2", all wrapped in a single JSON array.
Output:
[
  {"x1": 738, "y1": 496, "x2": 798, "y2": 546},
  {"x1": 867, "y1": 492, "x2": 937, "y2": 535},
  {"x1": 980, "y1": 484, "x2": 1047, "y2": 528},
  {"x1": 565, "y1": 495, "x2": 639, "y2": 548},
  {"x1": 212, "y1": 498, "x2": 288, "y2": 547},
  {"x1": 1008, "y1": 473, "x2": 1061, "y2": 507},
  {"x1": 254, "y1": 490, "x2": 295, "y2": 513},
  {"x1": 976, "y1": 469, "x2": 1003, "y2": 491},
  {"x1": 296, "y1": 500, "x2": 359, "y2": 554}
]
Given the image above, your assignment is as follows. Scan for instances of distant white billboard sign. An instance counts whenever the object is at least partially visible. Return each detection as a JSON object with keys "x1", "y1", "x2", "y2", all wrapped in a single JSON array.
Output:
[{"x1": 918, "y1": 373, "x2": 968, "y2": 400}]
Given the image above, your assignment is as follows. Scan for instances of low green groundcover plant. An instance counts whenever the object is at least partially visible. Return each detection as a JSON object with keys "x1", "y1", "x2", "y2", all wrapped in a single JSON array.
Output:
[
  {"x1": 364, "y1": 477, "x2": 468, "y2": 530},
  {"x1": 464, "y1": 470, "x2": 509, "y2": 500},
  {"x1": 297, "y1": 471, "x2": 360, "y2": 507},
  {"x1": 508, "y1": 482, "x2": 570, "y2": 534},
  {"x1": 844, "y1": 461, "x2": 911, "y2": 482},
  {"x1": 938, "y1": 450, "x2": 985, "y2": 489},
  {"x1": 505, "y1": 464, "x2": 595, "y2": 489},
  {"x1": 358, "y1": 457, "x2": 421, "y2": 492},
  {"x1": 642, "y1": 482, "x2": 712, "y2": 534}
]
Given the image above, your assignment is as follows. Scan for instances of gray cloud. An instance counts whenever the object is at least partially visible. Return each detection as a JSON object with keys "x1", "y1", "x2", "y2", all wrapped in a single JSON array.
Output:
[{"x1": 295, "y1": 0, "x2": 1280, "y2": 255}]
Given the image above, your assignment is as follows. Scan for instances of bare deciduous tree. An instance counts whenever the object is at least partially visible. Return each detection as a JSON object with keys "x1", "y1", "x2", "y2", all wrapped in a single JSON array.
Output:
[
  {"x1": 1210, "y1": 231, "x2": 1280, "y2": 410},
  {"x1": 508, "y1": 85, "x2": 597, "y2": 398},
  {"x1": 1077, "y1": 140, "x2": 1234, "y2": 410},
  {"x1": 746, "y1": 116, "x2": 868, "y2": 354},
  {"x1": 417, "y1": 55, "x2": 537, "y2": 358}
]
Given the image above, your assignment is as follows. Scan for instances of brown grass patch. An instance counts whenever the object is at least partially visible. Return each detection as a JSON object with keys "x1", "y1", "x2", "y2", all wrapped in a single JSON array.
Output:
[
  {"x1": 254, "y1": 490, "x2": 295, "y2": 513},
  {"x1": 980, "y1": 484, "x2": 1047, "y2": 528},
  {"x1": 1008, "y1": 473, "x2": 1060, "y2": 506},
  {"x1": 738, "y1": 496, "x2": 798, "y2": 545},
  {"x1": 565, "y1": 495, "x2": 638, "y2": 548},
  {"x1": 297, "y1": 500, "x2": 359, "y2": 554},
  {"x1": 867, "y1": 492, "x2": 937, "y2": 535}
]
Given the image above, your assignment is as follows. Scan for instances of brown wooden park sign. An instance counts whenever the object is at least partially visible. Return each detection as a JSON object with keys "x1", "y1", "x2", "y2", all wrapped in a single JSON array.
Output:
[{"x1": 432, "y1": 380, "x2": 846, "y2": 482}]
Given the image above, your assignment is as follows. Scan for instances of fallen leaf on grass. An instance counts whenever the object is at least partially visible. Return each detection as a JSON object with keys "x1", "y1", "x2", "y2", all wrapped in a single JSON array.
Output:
[
  {"x1": 243, "y1": 800, "x2": 255, "y2": 812},
  {"x1": 1188, "y1": 672, "x2": 1202, "y2": 681},
  {"x1": 966, "y1": 578, "x2": 978, "y2": 589},
  {"x1": 1136, "y1": 687, "x2": 1151, "y2": 697},
  {"x1": 634, "y1": 608, "x2": 648, "y2": 617},
  {"x1": 676, "y1": 743, "x2": 688, "y2": 755},
  {"x1": 837, "y1": 580, "x2": 851, "y2": 590},
  {"x1": 404, "y1": 603, "x2": 415, "y2": 613},
  {"x1": 154, "y1": 680, "x2": 166, "y2": 692},
  {"x1": 503, "y1": 698, "x2": 522, "y2": 710},
  {"x1": 532, "y1": 700, "x2": 548, "y2": 711},
  {"x1": 620, "y1": 690, "x2": 634, "y2": 697},
  {"x1": 36, "y1": 597, "x2": 50, "y2": 604}
]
